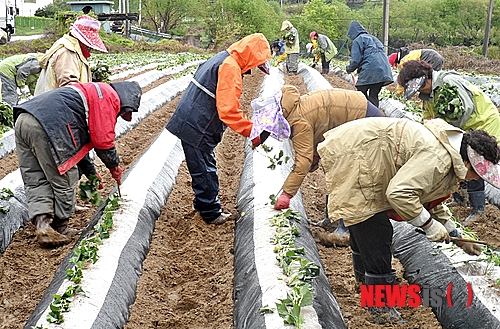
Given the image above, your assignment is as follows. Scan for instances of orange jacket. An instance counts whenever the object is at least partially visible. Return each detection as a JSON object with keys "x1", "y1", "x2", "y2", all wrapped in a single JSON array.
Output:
[{"x1": 219, "y1": 33, "x2": 271, "y2": 137}]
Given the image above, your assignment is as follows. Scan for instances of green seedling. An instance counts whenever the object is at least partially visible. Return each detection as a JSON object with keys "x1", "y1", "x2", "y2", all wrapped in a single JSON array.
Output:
[
  {"x1": 434, "y1": 83, "x2": 464, "y2": 120},
  {"x1": 79, "y1": 174, "x2": 102, "y2": 206}
]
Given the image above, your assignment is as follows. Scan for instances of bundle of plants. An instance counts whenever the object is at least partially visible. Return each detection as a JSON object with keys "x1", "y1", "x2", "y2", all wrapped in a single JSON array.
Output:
[
  {"x1": 0, "y1": 101, "x2": 13, "y2": 130},
  {"x1": 434, "y1": 83, "x2": 464, "y2": 121}
]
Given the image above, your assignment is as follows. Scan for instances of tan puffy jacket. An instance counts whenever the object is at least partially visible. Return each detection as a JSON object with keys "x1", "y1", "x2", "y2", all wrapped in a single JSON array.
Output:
[
  {"x1": 317, "y1": 117, "x2": 467, "y2": 226},
  {"x1": 35, "y1": 34, "x2": 90, "y2": 96},
  {"x1": 280, "y1": 85, "x2": 368, "y2": 196}
]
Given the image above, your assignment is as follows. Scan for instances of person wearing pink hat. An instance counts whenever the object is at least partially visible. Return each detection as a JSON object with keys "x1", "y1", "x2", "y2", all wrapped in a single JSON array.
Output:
[
  {"x1": 34, "y1": 15, "x2": 107, "y2": 96},
  {"x1": 34, "y1": 15, "x2": 109, "y2": 194},
  {"x1": 309, "y1": 31, "x2": 337, "y2": 75}
]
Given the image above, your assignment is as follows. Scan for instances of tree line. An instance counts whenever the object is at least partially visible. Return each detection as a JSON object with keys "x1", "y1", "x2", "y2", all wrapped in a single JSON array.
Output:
[{"x1": 35, "y1": 0, "x2": 500, "y2": 58}]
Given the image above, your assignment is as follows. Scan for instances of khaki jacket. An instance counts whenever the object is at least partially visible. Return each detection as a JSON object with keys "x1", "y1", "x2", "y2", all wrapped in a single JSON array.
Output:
[
  {"x1": 34, "y1": 34, "x2": 90, "y2": 96},
  {"x1": 317, "y1": 118, "x2": 467, "y2": 226},
  {"x1": 281, "y1": 85, "x2": 368, "y2": 195}
]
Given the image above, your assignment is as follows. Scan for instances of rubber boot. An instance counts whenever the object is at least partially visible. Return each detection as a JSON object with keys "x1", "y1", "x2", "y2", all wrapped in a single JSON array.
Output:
[
  {"x1": 33, "y1": 215, "x2": 71, "y2": 248},
  {"x1": 51, "y1": 218, "x2": 83, "y2": 237},
  {"x1": 315, "y1": 195, "x2": 336, "y2": 231},
  {"x1": 365, "y1": 270, "x2": 404, "y2": 324},
  {"x1": 464, "y1": 191, "x2": 486, "y2": 224},
  {"x1": 351, "y1": 250, "x2": 365, "y2": 284},
  {"x1": 330, "y1": 219, "x2": 350, "y2": 247}
]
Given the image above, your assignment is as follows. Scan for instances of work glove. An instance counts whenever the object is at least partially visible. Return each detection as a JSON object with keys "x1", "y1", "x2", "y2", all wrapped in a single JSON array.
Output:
[
  {"x1": 423, "y1": 219, "x2": 450, "y2": 243},
  {"x1": 274, "y1": 191, "x2": 293, "y2": 210},
  {"x1": 109, "y1": 166, "x2": 123, "y2": 184},
  {"x1": 311, "y1": 62, "x2": 317, "y2": 68},
  {"x1": 95, "y1": 172, "x2": 104, "y2": 190},
  {"x1": 449, "y1": 229, "x2": 482, "y2": 256},
  {"x1": 309, "y1": 155, "x2": 320, "y2": 172},
  {"x1": 251, "y1": 131, "x2": 271, "y2": 149}
]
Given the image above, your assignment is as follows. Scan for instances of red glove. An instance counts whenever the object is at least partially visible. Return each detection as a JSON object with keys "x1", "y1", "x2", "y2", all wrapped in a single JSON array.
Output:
[
  {"x1": 109, "y1": 166, "x2": 123, "y2": 183},
  {"x1": 96, "y1": 172, "x2": 104, "y2": 189},
  {"x1": 274, "y1": 191, "x2": 293, "y2": 210},
  {"x1": 251, "y1": 136, "x2": 261, "y2": 149}
]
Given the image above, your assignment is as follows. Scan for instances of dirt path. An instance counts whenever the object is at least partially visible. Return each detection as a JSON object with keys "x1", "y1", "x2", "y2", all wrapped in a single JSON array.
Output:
[{"x1": 0, "y1": 68, "x2": 499, "y2": 329}]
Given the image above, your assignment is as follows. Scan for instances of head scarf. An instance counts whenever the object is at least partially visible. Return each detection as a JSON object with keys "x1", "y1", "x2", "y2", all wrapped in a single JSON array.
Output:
[
  {"x1": 70, "y1": 15, "x2": 108, "y2": 53},
  {"x1": 250, "y1": 90, "x2": 290, "y2": 142},
  {"x1": 467, "y1": 145, "x2": 500, "y2": 188}
]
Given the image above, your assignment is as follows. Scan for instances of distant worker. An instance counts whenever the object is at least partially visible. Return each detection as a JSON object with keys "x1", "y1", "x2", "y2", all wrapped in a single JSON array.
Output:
[
  {"x1": 0, "y1": 53, "x2": 41, "y2": 107},
  {"x1": 346, "y1": 21, "x2": 393, "y2": 107},
  {"x1": 394, "y1": 47, "x2": 444, "y2": 94},
  {"x1": 280, "y1": 20, "x2": 300, "y2": 74},
  {"x1": 309, "y1": 31, "x2": 337, "y2": 75}
]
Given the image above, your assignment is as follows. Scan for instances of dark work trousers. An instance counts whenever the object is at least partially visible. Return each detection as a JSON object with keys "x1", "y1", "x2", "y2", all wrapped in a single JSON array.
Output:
[
  {"x1": 348, "y1": 211, "x2": 393, "y2": 276},
  {"x1": 356, "y1": 82, "x2": 386, "y2": 108},
  {"x1": 467, "y1": 177, "x2": 484, "y2": 193},
  {"x1": 181, "y1": 140, "x2": 221, "y2": 222},
  {"x1": 320, "y1": 53, "x2": 330, "y2": 75}
]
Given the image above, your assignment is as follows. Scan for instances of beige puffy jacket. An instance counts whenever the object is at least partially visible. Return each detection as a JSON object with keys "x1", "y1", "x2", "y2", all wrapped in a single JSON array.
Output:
[
  {"x1": 35, "y1": 34, "x2": 90, "y2": 96},
  {"x1": 317, "y1": 117, "x2": 467, "y2": 226},
  {"x1": 280, "y1": 85, "x2": 368, "y2": 196}
]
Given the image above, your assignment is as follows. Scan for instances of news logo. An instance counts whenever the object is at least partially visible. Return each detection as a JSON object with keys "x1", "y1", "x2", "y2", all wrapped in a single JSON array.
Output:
[{"x1": 360, "y1": 282, "x2": 473, "y2": 308}]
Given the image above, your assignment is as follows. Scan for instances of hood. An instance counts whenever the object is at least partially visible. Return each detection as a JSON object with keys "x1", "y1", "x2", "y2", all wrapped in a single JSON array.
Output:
[
  {"x1": 281, "y1": 20, "x2": 293, "y2": 31},
  {"x1": 347, "y1": 21, "x2": 367, "y2": 40},
  {"x1": 226, "y1": 33, "x2": 271, "y2": 75},
  {"x1": 110, "y1": 81, "x2": 142, "y2": 121},
  {"x1": 280, "y1": 84, "x2": 300, "y2": 118}
]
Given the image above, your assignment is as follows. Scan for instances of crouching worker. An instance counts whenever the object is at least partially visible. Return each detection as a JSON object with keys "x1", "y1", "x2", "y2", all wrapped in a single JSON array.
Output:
[
  {"x1": 317, "y1": 117, "x2": 499, "y2": 323},
  {"x1": 14, "y1": 81, "x2": 142, "y2": 248},
  {"x1": 273, "y1": 85, "x2": 383, "y2": 246}
]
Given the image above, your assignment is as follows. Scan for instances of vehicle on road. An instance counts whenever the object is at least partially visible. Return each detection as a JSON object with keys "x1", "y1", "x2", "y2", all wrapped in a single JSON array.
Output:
[
  {"x1": 0, "y1": 0, "x2": 18, "y2": 43},
  {"x1": 110, "y1": 20, "x2": 123, "y2": 33}
]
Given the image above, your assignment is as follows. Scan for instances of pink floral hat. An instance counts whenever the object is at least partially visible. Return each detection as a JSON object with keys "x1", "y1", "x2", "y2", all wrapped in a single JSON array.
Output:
[
  {"x1": 70, "y1": 15, "x2": 108, "y2": 53},
  {"x1": 467, "y1": 145, "x2": 500, "y2": 188}
]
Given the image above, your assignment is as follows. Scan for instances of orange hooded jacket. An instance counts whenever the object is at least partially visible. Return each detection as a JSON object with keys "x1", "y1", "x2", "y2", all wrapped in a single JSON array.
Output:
[{"x1": 218, "y1": 33, "x2": 271, "y2": 137}]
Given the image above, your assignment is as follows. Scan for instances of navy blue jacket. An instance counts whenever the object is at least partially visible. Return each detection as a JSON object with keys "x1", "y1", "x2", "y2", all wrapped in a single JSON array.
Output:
[
  {"x1": 346, "y1": 21, "x2": 393, "y2": 87},
  {"x1": 166, "y1": 51, "x2": 229, "y2": 153}
]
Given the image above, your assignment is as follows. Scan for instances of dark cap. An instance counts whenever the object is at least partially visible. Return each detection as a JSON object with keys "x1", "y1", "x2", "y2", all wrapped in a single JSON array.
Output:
[{"x1": 110, "y1": 81, "x2": 142, "y2": 121}]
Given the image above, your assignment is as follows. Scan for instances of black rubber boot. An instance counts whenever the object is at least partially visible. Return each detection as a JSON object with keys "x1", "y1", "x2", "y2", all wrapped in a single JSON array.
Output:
[
  {"x1": 365, "y1": 270, "x2": 404, "y2": 324},
  {"x1": 351, "y1": 250, "x2": 365, "y2": 283},
  {"x1": 315, "y1": 195, "x2": 336, "y2": 231},
  {"x1": 464, "y1": 191, "x2": 486, "y2": 224}
]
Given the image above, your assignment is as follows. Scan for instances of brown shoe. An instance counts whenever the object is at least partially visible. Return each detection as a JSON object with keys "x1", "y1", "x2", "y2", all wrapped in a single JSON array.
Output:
[{"x1": 34, "y1": 215, "x2": 71, "y2": 248}]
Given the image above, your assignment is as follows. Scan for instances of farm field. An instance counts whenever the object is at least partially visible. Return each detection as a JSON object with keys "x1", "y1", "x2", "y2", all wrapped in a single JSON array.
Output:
[{"x1": 0, "y1": 51, "x2": 499, "y2": 329}]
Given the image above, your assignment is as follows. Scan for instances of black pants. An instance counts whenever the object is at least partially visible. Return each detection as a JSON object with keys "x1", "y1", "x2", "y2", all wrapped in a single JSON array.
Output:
[
  {"x1": 348, "y1": 211, "x2": 393, "y2": 275},
  {"x1": 356, "y1": 82, "x2": 386, "y2": 108}
]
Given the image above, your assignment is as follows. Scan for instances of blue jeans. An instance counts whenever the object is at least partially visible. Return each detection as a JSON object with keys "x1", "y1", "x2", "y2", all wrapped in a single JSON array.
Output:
[{"x1": 181, "y1": 141, "x2": 221, "y2": 222}]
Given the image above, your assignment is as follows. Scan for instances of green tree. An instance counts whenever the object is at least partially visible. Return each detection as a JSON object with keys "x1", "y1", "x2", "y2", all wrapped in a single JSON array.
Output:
[
  {"x1": 35, "y1": 0, "x2": 70, "y2": 18},
  {"x1": 203, "y1": 0, "x2": 280, "y2": 48},
  {"x1": 141, "y1": 0, "x2": 198, "y2": 33}
]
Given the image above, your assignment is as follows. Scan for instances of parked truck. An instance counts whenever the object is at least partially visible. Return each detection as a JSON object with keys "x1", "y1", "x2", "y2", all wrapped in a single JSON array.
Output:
[{"x1": 0, "y1": 0, "x2": 18, "y2": 43}]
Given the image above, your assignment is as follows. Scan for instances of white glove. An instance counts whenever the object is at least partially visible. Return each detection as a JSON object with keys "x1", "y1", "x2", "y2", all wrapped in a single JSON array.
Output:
[
  {"x1": 20, "y1": 85, "x2": 30, "y2": 96},
  {"x1": 423, "y1": 219, "x2": 450, "y2": 243}
]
